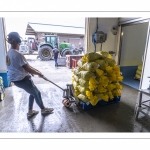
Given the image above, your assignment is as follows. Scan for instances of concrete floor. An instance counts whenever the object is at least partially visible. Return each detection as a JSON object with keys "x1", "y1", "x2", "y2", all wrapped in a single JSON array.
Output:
[{"x1": 0, "y1": 55, "x2": 150, "y2": 132}]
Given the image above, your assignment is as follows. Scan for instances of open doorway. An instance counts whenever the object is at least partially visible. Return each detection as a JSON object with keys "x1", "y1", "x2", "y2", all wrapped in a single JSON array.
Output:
[{"x1": 119, "y1": 21, "x2": 149, "y2": 90}]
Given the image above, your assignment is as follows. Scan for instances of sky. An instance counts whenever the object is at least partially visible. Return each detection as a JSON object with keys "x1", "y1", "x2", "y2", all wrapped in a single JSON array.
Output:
[{"x1": 5, "y1": 17, "x2": 85, "y2": 39}]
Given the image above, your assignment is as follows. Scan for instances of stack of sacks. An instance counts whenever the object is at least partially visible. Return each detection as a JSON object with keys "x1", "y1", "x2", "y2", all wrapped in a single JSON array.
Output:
[
  {"x1": 72, "y1": 51, "x2": 123, "y2": 106},
  {"x1": 134, "y1": 65, "x2": 142, "y2": 80}
]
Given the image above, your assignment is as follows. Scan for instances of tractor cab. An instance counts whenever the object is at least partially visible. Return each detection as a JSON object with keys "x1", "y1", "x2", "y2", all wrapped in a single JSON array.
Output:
[{"x1": 44, "y1": 35, "x2": 58, "y2": 48}]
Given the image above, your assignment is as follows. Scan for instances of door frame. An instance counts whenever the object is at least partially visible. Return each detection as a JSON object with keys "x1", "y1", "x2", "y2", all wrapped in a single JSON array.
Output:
[{"x1": 117, "y1": 18, "x2": 150, "y2": 90}]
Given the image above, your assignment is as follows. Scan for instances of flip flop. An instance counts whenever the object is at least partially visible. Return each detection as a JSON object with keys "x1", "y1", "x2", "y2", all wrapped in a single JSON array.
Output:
[{"x1": 27, "y1": 110, "x2": 39, "y2": 119}]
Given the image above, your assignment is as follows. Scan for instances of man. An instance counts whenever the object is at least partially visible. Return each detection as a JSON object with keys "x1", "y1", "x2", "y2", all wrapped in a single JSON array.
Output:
[
  {"x1": 52, "y1": 45, "x2": 60, "y2": 68},
  {"x1": 6, "y1": 32, "x2": 54, "y2": 119}
]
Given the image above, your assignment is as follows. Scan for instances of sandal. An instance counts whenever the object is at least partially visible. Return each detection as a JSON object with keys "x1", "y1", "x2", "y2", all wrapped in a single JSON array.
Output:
[
  {"x1": 27, "y1": 110, "x2": 39, "y2": 119},
  {"x1": 41, "y1": 108, "x2": 54, "y2": 115}
]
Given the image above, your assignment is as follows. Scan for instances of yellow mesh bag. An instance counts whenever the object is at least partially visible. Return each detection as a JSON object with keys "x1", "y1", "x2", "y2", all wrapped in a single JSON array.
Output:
[
  {"x1": 82, "y1": 62, "x2": 98, "y2": 72},
  {"x1": 74, "y1": 89, "x2": 80, "y2": 97},
  {"x1": 77, "y1": 59, "x2": 85, "y2": 68},
  {"x1": 73, "y1": 81, "x2": 79, "y2": 90},
  {"x1": 107, "y1": 84, "x2": 116, "y2": 91},
  {"x1": 115, "y1": 83, "x2": 123, "y2": 90},
  {"x1": 85, "y1": 52, "x2": 103, "y2": 62},
  {"x1": 106, "y1": 91, "x2": 114, "y2": 100},
  {"x1": 136, "y1": 70, "x2": 142, "y2": 75},
  {"x1": 99, "y1": 75, "x2": 109, "y2": 87},
  {"x1": 95, "y1": 68, "x2": 104, "y2": 76},
  {"x1": 116, "y1": 75, "x2": 123, "y2": 82},
  {"x1": 105, "y1": 66, "x2": 113, "y2": 74},
  {"x1": 97, "y1": 85, "x2": 107, "y2": 93},
  {"x1": 138, "y1": 65, "x2": 142, "y2": 71},
  {"x1": 77, "y1": 85, "x2": 89, "y2": 94},
  {"x1": 89, "y1": 77, "x2": 98, "y2": 91},
  {"x1": 108, "y1": 74, "x2": 117, "y2": 82},
  {"x1": 73, "y1": 67, "x2": 82, "y2": 76},
  {"x1": 101, "y1": 51, "x2": 112, "y2": 58},
  {"x1": 78, "y1": 78, "x2": 89, "y2": 87},
  {"x1": 82, "y1": 55, "x2": 87, "y2": 63},
  {"x1": 113, "y1": 65, "x2": 120, "y2": 72},
  {"x1": 77, "y1": 94, "x2": 89, "y2": 103},
  {"x1": 101, "y1": 94, "x2": 109, "y2": 102},
  {"x1": 86, "y1": 91, "x2": 98, "y2": 106},
  {"x1": 104, "y1": 57, "x2": 116, "y2": 66},
  {"x1": 95, "y1": 59, "x2": 108, "y2": 70},
  {"x1": 73, "y1": 75, "x2": 79, "y2": 82},
  {"x1": 79, "y1": 71, "x2": 95, "y2": 80},
  {"x1": 135, "y1": 74, "x2": 141, "y2": 79},
  {"x1": 112, "y1": 89, "x2": 121, "y2": 96}
]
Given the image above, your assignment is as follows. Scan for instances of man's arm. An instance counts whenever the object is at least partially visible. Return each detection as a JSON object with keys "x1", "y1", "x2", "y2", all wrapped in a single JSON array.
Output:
[
  {"x1": 29, "y1": 64, "x2": 41, "y2": 73},
  {"x1": 22, "y1": 64, "x2": 43, "y2": 77}
]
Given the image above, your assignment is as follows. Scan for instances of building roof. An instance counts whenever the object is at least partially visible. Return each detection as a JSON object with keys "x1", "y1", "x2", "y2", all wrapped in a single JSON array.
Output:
[{"x1": 25, "y1": 22, "x2": 85, "y2": 37}]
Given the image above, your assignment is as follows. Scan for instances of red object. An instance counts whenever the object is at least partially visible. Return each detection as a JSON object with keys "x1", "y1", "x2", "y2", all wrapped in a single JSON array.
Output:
[
  {"x1": 66, "y1": 55, "x2": 83, "y2": 69},
  {"x1": 72, "y1": 59, "x2": 80, "y2": 68},
  {"x1": 62, "y1": 99, "x2": 71, "y2": 107}
]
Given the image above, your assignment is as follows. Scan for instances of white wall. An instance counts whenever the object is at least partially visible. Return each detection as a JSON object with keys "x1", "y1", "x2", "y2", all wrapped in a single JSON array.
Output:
[
  {"x1": 0, "y1": 18, "x2": 7, "y2": 73},
  {"x1": 86, "y1": 18, "x2": 119, "y2": 53},
  {"x1": 120, "y1": 22, "x2": 149, "y2": 66}
]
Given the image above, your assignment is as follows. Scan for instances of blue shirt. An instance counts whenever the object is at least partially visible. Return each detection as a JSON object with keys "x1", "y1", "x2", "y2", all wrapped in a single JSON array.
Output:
[{"x1": 52, "y1": 48, "x2": 60, "y2": 58}]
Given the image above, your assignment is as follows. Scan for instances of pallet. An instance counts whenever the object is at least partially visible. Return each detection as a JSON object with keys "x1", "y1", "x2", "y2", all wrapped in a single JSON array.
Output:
[
  {"x1": 134, "y1": 77, "x2": 140, "y2": 80},
  {"x1": 79, "y1": 96, "x2": 121, "y2": 110}
]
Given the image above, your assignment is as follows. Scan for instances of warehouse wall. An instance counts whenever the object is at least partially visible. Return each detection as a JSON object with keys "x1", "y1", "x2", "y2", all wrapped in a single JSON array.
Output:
[
  {"x1": 86, "y1": 18, "x2": 119, "y2": 54},
  {"x1": 120, "y1": 22, "x2": 149, "y2": 66},
  {"x1": 59, "y1": 37, "x2": 84, "y2": 48},
  {"x1": 0, "y1": 18, "x2": 7, "y2": 72},
  {"x1": 0, "y1": 18, "x2": 10, "y2": 87}
]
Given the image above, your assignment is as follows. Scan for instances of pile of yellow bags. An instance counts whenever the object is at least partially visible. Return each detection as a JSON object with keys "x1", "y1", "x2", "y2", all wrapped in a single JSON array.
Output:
[
  {"x1": 72, "y1": 51, "x2": 123, "y2": 106},
  {"x1": 134, "y1": 65, "x2": 142, "y2": 80}
]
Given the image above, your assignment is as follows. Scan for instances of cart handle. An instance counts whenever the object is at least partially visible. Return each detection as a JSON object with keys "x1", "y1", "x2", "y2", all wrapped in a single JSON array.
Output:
[{"x1": 42, "y1": 76, "x2": 65, "y2": 91}]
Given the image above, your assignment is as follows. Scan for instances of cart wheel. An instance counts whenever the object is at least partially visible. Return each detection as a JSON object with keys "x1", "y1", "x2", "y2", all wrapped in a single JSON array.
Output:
[{"x1": 62, "y1": 99, "x2": 71, "y2": 107}]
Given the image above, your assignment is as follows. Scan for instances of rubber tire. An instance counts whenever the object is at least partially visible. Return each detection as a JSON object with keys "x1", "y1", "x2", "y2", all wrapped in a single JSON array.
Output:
[
  {"x1": 61, "y1": 49, "x2": 73, "y2": 57},
  {"x1": 72, "y1": 49, "x2": 82, "y2": 55},
  {"x1": 38, "y1": 45, "x2": 53, "y2": 61}
]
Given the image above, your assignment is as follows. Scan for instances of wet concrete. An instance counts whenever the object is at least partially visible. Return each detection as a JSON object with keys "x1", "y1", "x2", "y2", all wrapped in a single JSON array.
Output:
[{"x1": 0, "y1": 55, "x2": 150, "y2": 132}]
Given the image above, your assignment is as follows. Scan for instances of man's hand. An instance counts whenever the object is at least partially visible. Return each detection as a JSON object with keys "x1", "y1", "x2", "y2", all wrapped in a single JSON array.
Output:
[{"x1": 38, "y1": 72, "x2": 44, "y2": 78}]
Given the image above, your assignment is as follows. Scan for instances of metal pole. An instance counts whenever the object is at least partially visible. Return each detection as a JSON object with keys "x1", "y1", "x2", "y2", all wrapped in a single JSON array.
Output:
[
  {"x1": 100, "y1": 43, "x2": 102, "y2": 51},
  {"x1": 42, "y1": 76, "x2": 64, "y2": 91}
]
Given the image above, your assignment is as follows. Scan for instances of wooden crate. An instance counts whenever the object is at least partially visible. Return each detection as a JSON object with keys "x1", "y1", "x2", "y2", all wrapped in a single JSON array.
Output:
[
  {"x1": 66, "y1": 55, "x2": 83, "y2": 69},
  {"x1": 72, "y1": 58, "x2": 80, "y2": 68}
]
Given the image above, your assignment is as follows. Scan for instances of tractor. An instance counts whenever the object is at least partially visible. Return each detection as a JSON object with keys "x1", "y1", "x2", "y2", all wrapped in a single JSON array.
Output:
[
  {"x1": 27, "y1": 37, "x2": 38, "y2": 54},
  {"x1": 37, "y1": 35, "x2": 82, "y2": 61}
]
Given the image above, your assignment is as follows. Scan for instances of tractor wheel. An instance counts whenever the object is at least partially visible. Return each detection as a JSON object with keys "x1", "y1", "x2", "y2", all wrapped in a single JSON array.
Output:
[
  {"x1": 38, "y1": 45, "x2": 53, "y2": 61},
  {"x1": 61, "y1": 49, "x2": 73, "y2": 57},
  {"x1": 72, "y1": 48, "x2": 82, "y2": 55}
]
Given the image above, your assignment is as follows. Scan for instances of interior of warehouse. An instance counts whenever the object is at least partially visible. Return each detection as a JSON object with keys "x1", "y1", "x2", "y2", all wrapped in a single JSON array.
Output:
[
  {"x1": 1, "y1": 17, "x2": 150, "y2": 133},
  {"x1": 85, "y1": 18, "x2": 150, "y2": 90},
  {"x1": 119, "y1": 22, "x2": 148, "y2": 90}
]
